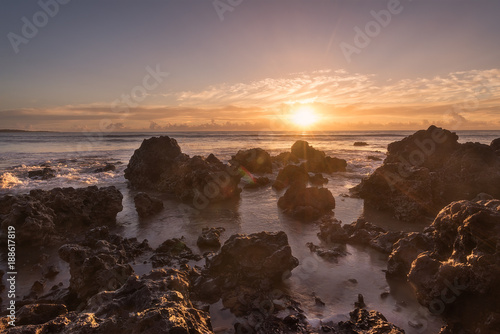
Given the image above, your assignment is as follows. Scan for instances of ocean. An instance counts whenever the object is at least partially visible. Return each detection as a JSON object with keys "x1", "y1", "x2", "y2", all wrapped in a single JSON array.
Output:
[{"x1": 1, "y1": 130, "x2": 499, "y2": 333}]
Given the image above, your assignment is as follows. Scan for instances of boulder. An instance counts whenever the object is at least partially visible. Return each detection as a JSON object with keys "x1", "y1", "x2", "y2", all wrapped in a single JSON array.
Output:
[
  {"x1": 133, "y1": 192, "x2": 163, "y2": 217},
  {"x1": 93, "y1": 164, "x2": 116, "y2": 173},
  {"x1": 2, "y1": 270, "x2": 213, "y2": 334},
  {"x1": 58, "y1": 227, "x2": 151, "y2": 302},
  {"x1": 353, "y1": 141, "x2": 369, "y2": 146},
  {"x1": 317, "y1": 218, "x2": 349, "y2": 243},
  {"x1": 491, "y1": 138, "x2": 500, "y2": 153},
  {"x1": 151, "y1": 238, "x2": 201, "y2": 268},
  {"x1": 208, "y1": 231, "x2": 299, "y2": 283},
  {"x1": 291, "y1": 140, "x2": 347, "y2": 173},
  {"x1": 272, "y1": 165, "x2": 309, "y2": 190},
  {"x1": 386, "y1": 232, "x2": 433, "y2": 278},
  {"x1": 243, "y1": 176, "x2": 270, "y2": 189},
  {"x1": 125, "y1": 136, "x2": 242, "y2": 203},
  {"x1": 28, "y1": 167, "x2": 56, "y2": 180},
  {"x1": 306, "y1": 242, "x2": 347, "y2": 262},
  {"x1": 231, "y1": 148, "x2": 272, "y2": 173},
  {"x1": 0, "y1": 186, "x2": 123, "y2": 245},
  {"x1": 309, "y1": 173, "x2": 328, "y2": 185},
  {"x1": 197, "y1": 227, "x2": 225, "y2": 249},
  {"x1": 278, "y1": 185, "x2": 335, "y2": 220},
  {"x1": 271, "y1": 152, "x2": 299, "y2": 165},
  {"x1": 353, "y1": 125, "x2": 500, "y2": 221}
]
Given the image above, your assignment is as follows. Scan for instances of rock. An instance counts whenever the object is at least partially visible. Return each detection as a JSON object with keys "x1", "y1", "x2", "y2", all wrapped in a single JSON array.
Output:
[
  {"x1": 28, "y1": 167, "x2": 56, "y2": 180},
  {"x1": 272, "y1": 165, "x2": 309, "y2": 190},
  {"x1": 59, "y1": 227, "x2": 151, "y2": 302},
  {"x1": 369, "y1": 231, "x2": 407, "y2": 254},
  {"x1": 243, "y1": 176, "x2": 270, "y2": 189},
  {"x1": 317, "y1": 218, "x2": 349, "y2": 243},
  {"x1": 354, "y1": 142, "x2": 369, "y2": 146},
  {"x1": 309, "y1": 173, "x2": 328, "y2": 185},
  {"x1": 151, "y1": 238, "x2": 201, "y2": 268},
  {"x1": 353, "y1": 125, "x2": 500, "y2": 222},
  {"x1": 291, "y1": 140, "x2": 347, "y2": 173},
  {"x1": 0, "y1": 186, "x2": 123, "y2": 245},
  {"x1": 208, "y1": 231, "x2": 299, "y2": 283},
  {"x1": 133, "y1": 192, "x2": 163, "y2": 217},
  {"x1": 405, "y1": 200, "x2": 500, "y2": 331},
  {"x1": 491, "y1": 138, "x2": 500, "y2": 153},
  {"x1": 197, "y1": 227, "x2": 225, "y2": 249},
  {"x1": 337, "y1": 300, "x2": 405, "y2": 333},
  {"x1": 93, "y1": 163, "x2": 116, "y2": 173},
  {"x1": 125, "y1": 136, "x2": 242, "y2": 203},
  {"x1": 231, "y1": 148, "x2": 272, "y2": 173},
  {"x1": 354, "y1": 294, "x2": 366, "y2": 308},
  {"x1": 278, "y1": 185, "x2": 335, "y2": 220},
  {"x1": 3, "y1": 270, "x2": 213, "y2": 333},
  {"x1": 272, "y1": 152, "x2": 299, "y2": 165},
  {"x1": 386, "y1": 232, "x2": 433, "y2": 278},
  {"x1": 15, "y1": 304, "x2": 68, "y2": 326},
  {"x1": 367, "y1": 155, "x2": 382, "y2": 161},
  {"x1": 307, "y1": 242, "x2": 346, "y2": 262}
]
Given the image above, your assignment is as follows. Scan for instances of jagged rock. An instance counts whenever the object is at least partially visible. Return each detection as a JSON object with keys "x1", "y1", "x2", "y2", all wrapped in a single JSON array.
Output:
[
  {"x1": 58, "y1": 227, "x2": 150, "y2": 302},
  {"x1": 28, "y1": 167, "x2": 56, "y2": 180},
  {"x1": 353, "y1": 125, "x2": 500, "y2": 221},
  {"x1": 278, "y1": 185, "x2": 335, "y2": 220},
  {"x1": 197, "y1": 227, "x2": 225, "y2": 249},
  {"x1": 291, "y1": 140, "x2": 347, "y2": 173},
  {"x1": 306, "y1": 242, "x2": 347, "y2": 262},
  {"x1": 125, "y1": 136, "x2": 242, "y2": 203},
  {"x1": 151, "y1": 238, "x2": 201, "y2": 268},
  {"x1": 386, "y1": 232, "x2": 434, "y2": 278},
  {"x1": 2, "y1": 270, "x2": 213, "y2": 334},
  {"x1": 133, "y1": 192, "x2": 163, "y2": 217},
  {"x1": 231, "y1": 148, "x2": 272, "y2": 174},
  {"x1": 15, "y1": 304, "x2": 68, "y2": 326},
  {"x1": 405, "y1": 200, "x2": 500, "y2": 332},
  {"x1": 491, "y1": 138, "x2": 500, "y2": 153},
  {"x1": 317, "y1": 218, "x2": 349, "y2": 243},
  {"x1": 338, "y1": 307, "x2": 405, "y2": 333},
  {"x1": 273, "y1": 165, "x2": 309, "y2": 190},
  {"x1": 0, "y1": 186, "x2": 123, "y2": 245},
  {"x1": 272, "y1": 152, "x2": 299, "y2": 165},
  {"x1": 208, "y1": 231, "x2": 299, "y2": 283},
  {"x1": 243, "y1": 176, "x2": 271, "y2": 189},
  {"x1": 93, "y1": 163, "x2": 116, "y2": 173},
  {"x1": 369, "y1": 231, "x2": 407, "y2": 254}
]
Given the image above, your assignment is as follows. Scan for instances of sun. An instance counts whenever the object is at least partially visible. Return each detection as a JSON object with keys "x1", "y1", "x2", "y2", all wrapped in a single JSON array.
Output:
[{"x1": 290, "y1": 105, "x2": 318, "y2": 127}]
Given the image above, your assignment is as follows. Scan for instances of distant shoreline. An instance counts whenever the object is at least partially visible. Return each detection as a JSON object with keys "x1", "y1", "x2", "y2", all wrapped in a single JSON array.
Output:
[{"x1": 0, "y1": 129, "x2": 56, "y2": 133}]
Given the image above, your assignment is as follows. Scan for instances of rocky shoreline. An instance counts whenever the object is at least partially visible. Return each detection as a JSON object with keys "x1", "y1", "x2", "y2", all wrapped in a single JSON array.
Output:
[{"x1": 1, "y1": 126, "x2": 499, "y2": 333}]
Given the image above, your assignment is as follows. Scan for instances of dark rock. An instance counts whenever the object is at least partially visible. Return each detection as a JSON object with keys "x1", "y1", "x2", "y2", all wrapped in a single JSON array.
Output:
[
  {"x1": 206, "y1": 153, "x2": 221, "y2": 164},
  {"x1": 208, "y1": 231, "x2": 299, "y2": 283},
  {"x1": 133, "y1": 192, "x2": 163, "y2": 217},
  {"x1": 491, "y1": 138, "x2": 500, "y2": 152},
  {"x1": 0, "y1": 186, "x2": 123, "y2": 245},
  {"x1": 367, "y1": 155, "x2": 382, "y2": 161},
  {"x1": 291, "y1": 140, "x2": 347, "y2": 173},
  {"x1": 272, "y1": 152, "x2": 299, "y2": 165},
  {"x1": 354, "y1": 294, "x2": 366, "y2": 308},
  {"x1": 231, "y1": 148, "x2": 272, "y2": 174},
  {"x1": 272, "y1": 164, "x2": 309, "y2": 190},
  {"x1": 31, "y1": 280, "x2": 45, "y2": 294},
  {"x1": 16, "y1": 304, "x2": 68, "y2": 326},
  {"x1": 28, "y1": 167, "x2": 56, "y2": 180},
  {"x1": 386, "y1": 232, "x2": 433, "y2": 278},
  {"x1": 197, "y1": 227, "x2": 225, "y2": 249},
  {"x1": 243, "y1": 176, "x2": 271, "y2": 189},
  {"x1": 59, "y1": 227, "x2": 151, "y2": 302},
  {"x1": 353, "y1": 125, "x2": 500, "y2": 221},
  {"x1": 278, "y1": 185, "x2": 335, "y2": 220},
  {"x1": 125, "y1": 136, "x2": 242, "y2": 203},
  {"x1": 405, "y1": 200, "x2": 500, "y2": 331},
  {"x1": 151, "y1": 238, "x2": 201, "y2": 268},
  {"x1": 318, "y1": 218, "x2": 349, "y2": 243},
  {"x1": 309, "y1": 173, "x2": 328, "y2": 185},
  {"x1": 337, "y1": 303, "x2": 405, "y2": 333},
  {"x1": 354, "y1": 142, "x2": 369, "y2": 146},
  {"x1": 369, "y1": 231, "x2": 407, "y2": 254},
  {"x1": 93, "y1": 163, "x2": 116, "y2": 173},
  {"x1": 307, "y1": 242, "x2": 346, "y2": 262},
  {"x1": 3, "y1": 269, "x2": 213, "y2": 333}
]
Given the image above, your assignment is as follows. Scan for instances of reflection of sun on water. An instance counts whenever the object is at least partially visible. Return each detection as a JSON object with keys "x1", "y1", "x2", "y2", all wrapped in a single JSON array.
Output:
[{"x1": 290, "y1": 105, "x2": 318, "y2": 127}]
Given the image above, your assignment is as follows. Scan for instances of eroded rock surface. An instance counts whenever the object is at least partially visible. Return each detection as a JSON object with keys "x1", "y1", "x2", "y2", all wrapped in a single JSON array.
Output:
[
  {"x1": 278, "y1": 185, "x2": 336, "y2": 220},
  {"x1": 231, "y1": 148, "x2": 272, "y2": 174},
  {"x1": 133, "y1": 192, "x2": 163, "y2": 217}
]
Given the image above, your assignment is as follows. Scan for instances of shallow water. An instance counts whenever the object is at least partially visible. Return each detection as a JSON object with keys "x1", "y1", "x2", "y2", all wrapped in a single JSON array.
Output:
[{"x1": 1, "y1": 130, "x2": 499, "y2": 332}]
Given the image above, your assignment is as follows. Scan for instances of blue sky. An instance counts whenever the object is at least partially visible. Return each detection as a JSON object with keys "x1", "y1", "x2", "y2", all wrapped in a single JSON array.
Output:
[{"x1": 1, "y1": 0, "x2": 500, "y2": 130}]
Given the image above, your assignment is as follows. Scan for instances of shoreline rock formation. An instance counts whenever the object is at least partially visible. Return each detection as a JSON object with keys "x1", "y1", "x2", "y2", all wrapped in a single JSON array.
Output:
[{"x1": 353, "y1": 125, "x2": 500, "y2": 222}]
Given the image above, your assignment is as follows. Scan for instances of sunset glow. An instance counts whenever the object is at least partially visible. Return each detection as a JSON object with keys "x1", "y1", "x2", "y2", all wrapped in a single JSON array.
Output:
[{"x1": 290, "y1": 106, "x2": 319, "y2": 127}]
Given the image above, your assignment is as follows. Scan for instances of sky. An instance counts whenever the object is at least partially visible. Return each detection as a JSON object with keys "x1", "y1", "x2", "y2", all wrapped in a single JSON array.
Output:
[{"x1": 1, "y1": 0, "x2": 500, "y2": 131}]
